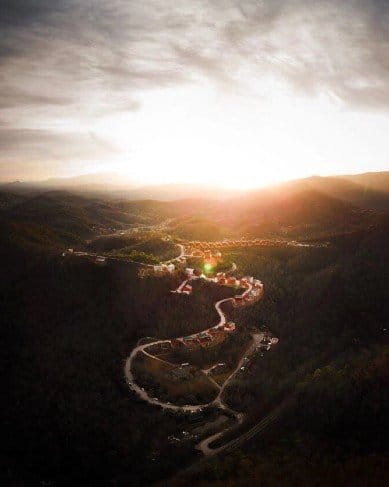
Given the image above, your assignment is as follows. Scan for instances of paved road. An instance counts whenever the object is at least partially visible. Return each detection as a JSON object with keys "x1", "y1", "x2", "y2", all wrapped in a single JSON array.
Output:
[
  {"x1": 123, "y1": 246, "x2": 273, "y2": 457},
  {"x1": 195, "y1": 333, "x2": 263, "y2": 456},
  {"x1": 70, "y1": 238, "x2": 275, "y2": 458},
  {"x1": 123, "y1": 295, "x2": 240, "y2": 413}
]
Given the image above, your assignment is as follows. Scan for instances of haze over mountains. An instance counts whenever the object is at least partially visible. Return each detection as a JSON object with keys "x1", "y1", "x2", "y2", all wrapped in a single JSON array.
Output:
[
  {"x1": 1, "y1": 171, "x2": 388, "y2": 252},
  {"x1": 2, "y1": 171, "x2": 389, "y2": 208}
]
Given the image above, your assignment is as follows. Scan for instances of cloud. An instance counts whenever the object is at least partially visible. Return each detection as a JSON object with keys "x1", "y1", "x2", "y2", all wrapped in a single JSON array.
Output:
[
  {"x1": 0, "y1": 1, "x2": 388, "y2": 179},
  {"x1": 1, "y1": 1, "x2": 388, "y2": 111},
  {"x1": 0, "y1": 127, "x2": 118, "y2": 161}
]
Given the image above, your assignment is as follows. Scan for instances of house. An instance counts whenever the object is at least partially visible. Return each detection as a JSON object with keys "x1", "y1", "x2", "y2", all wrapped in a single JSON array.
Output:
[
  {"x1": 166, "y1": 263, "x2": 175, "y2": 273},
  {"x1": 185, "y1": 268, "x2": 194, "y2": 276},
  {"x1": 198, "y1": 331, "x2": 210, "y2": 338},
  {"x1": 193, "y1": 250, "x2": 203, "y2": 257},
  {"x1": 199, "y1": 336, "x2": 212, "y2": 346},
  {"x1": 208, "y1": 326, "x2": 225, "y2": 337},
  {"x1": 227, "y1": 277, "x2": 237, "y2": 286},
  {"x1": 183, "y1": 335, "x2": 195, "y2": 341},
  {"x1": 244, "y1": 276, "x2": 253, "y2": 284},
  {"x1": 218, "y1": 277, "x2": 226, "y2": 285},
  {"x1": 182, "y1": 284, "x2": 192, "y2": 295},
  {"x1": 183, "y1": 336, "x2": 198, "y2": 346},
  {"x1": 233, "y1": 296, "x2": 245, "y2": 306},
  {"x1": 95, "y1": 256, "x2": 106, "y2": 265},
  {"x1": 224, "y1": 322, "x2": 236, "y2": 332},
  {"x1": 153, "y1": 265, "x2": 163, "y2": 273}
]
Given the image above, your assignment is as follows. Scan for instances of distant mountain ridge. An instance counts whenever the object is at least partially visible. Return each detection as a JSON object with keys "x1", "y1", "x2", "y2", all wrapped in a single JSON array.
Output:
[
  {"x1": 244, "y1": 172, "x2": 389, "y2": 211},
  {"x1": 1, "y1": 171, "x2": 388, "y2": 208},
  {"x1": 0, "y1": 177, "x2": 245, "y2": 201},
  {"x1": 0, "y1": 171, "x2": 388, "y2": 250}
]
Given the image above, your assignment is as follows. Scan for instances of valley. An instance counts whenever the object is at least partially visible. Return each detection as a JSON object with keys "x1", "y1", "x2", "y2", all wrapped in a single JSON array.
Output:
[{"x1": 0, "y1": 174, "x2": 388, "y2": 486}]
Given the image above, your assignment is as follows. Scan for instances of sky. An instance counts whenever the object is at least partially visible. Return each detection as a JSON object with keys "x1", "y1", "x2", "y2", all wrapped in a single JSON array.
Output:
[{"x1": 0, "y1": 0, "x2": 388, "y2": 189}]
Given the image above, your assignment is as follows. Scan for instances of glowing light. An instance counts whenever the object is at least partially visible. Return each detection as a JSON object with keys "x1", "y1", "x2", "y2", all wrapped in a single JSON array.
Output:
[
  {"x1": 89, "y1": 82, "x2": 389, "y2": 189},
  {"x1": 204, "y1": 263, "x2": 213, "y2": 273}
]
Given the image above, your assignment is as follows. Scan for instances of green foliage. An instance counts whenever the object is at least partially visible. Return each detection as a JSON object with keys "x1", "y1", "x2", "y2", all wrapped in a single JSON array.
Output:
[
  {"x1": 171, "y1": 217, "x2": 228, "y2": 241},
  {"x1": 109, "y1": 248, "x2": 160, "y2": 264}
]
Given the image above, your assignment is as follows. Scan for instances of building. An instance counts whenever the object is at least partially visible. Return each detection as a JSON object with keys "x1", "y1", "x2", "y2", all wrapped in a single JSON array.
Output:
[
  {"x1": 95, "y1": 256, "x2": 106, "y2": 265},
  {"x1": 233, "y1": 296, "x2": 245, "y2": 306},
  {"x1": 204, "y1": 250, "x2": 212, "y2": 260},
  {"x1": 198, "y1": 331, "x2": 210, "y2": 339},
  {"x1": 208, "y1": 327, "x2": 226, "y2": 340},
  {"x1": 199, "y1": 336, "x2": 212, "y2": 347},
  {"x1": 227, "y1": 276, "x2": 237, "y2": 286},
  {"x1": 182, "y1": 284, "x2": 192, "y2": 295},
  {"x1": 185, "y1": 268, "x2": 194, "y2": 276},
  {"x1": 224, "y1": 322, "x2": 236, "y2": 332},
  {"x1": 166, "y1": 263, "x2": 175, "y2": 273}
]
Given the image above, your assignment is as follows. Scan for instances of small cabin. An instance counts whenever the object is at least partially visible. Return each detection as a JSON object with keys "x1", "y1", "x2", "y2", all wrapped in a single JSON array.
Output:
[{"x1": 95, "y1": 256, "x2": 106, "y2": 265}]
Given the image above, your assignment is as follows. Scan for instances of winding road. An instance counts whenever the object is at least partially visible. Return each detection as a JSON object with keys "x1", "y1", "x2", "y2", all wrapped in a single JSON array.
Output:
[
  {"x1": 124, "y1": 242, "x2": 273, "y2": 457},
  {"x1": 68, "y1": 236, "x2": 277, "y2": 457}
]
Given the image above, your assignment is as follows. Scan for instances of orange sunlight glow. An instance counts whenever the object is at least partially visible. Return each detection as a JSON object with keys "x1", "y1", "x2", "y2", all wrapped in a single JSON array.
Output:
[{"x1": 90, "y1": 82, "x2": 389, "y2": 189}]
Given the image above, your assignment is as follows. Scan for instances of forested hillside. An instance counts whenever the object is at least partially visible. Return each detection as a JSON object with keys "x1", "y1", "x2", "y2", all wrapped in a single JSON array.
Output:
[{"x1": 1, "y1": 184, "x2": 388, "y2": 485}]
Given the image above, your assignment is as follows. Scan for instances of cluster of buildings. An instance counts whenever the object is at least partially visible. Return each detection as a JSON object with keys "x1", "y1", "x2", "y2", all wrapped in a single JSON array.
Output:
[
  {"x1": 258, "y1": 335, "x2": 279, "y2": 351},
  {"x1": 153, "y1": 263, "x2": 175, "y2": 273},
  {"x1": 185, "y1": 245, "x2": 222, "y2": 259},
  {"x1": 186, "y1": 238, "x2": 290, "y2": 250},
  {"x1": 165, "y1": 322, "x2": 237, "y2": 351},
  {"x1": 184, "y1": 247, "x2": 223, "y2": 269},
  {"x1": 61, "y1": 248, "x2": 107, "y2": 266},
  {"x1": 212, "y1": 273, "x2": 264, "y2": 307}
]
